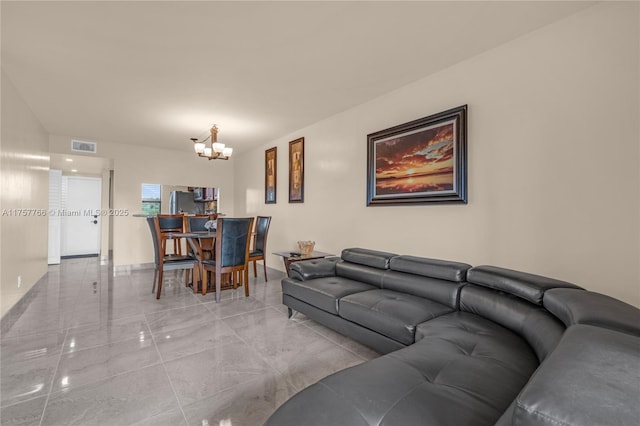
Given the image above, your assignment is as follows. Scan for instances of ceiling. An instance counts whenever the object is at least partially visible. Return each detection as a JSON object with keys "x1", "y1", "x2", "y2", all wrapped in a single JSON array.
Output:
[
  {"x1": 50, "y1": 153, "x2": 113, "y2": 176},
  {"x1": 2, "y1": 1, "x2": 594, "y2": 156}
]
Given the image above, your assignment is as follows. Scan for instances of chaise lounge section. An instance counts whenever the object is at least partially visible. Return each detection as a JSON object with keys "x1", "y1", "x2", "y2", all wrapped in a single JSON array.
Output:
[{"x1": 267, "y1": 248, "x2": 640, "y2": 426}]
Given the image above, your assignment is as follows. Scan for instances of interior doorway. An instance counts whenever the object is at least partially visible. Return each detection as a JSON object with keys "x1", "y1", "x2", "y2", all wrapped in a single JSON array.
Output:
[
  {"x1": 48, "y1": 153, "x2": 114, "y2": 262},
  {"x1": 61, "y1": 175, "x2": 102, "y2": 257}
]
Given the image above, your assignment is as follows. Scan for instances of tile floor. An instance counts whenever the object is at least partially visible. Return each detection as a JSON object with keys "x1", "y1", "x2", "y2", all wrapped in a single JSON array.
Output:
[{"x1": 0, "y1": 257, "x2": 379, "y2": 426}]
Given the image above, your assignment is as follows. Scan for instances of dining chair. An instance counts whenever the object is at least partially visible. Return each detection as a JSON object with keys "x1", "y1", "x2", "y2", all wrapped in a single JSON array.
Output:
[
  {"x1": 248, "y1": 216, "x2": 272, "y2": 281},
  {"x1": 201, "y1": 217, "x2": 254, "y2": 302},
  {"x1": 157, "y1": 214, "x2": 185, "y2": 256},
  {"x1": 147, "y1": 216, "x2": 200, "y2": 299},
  {"x1": 183, "y1": 214, "x2": 218, "y2": 232},
  {"x1": 183, "y1": 214, "x2": 217, "y2": 260}
]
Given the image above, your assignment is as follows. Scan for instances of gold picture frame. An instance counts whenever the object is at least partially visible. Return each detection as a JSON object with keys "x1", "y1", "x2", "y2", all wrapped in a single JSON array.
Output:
[
  {"x1": 265, "y1": 147, "x2": 277, "y2": 204},
  {"x1": 288, "y1": 137, "x2": 304, "y2": 203}
]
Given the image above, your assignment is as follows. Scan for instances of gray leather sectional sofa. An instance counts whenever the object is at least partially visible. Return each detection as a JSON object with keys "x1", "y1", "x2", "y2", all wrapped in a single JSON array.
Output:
[{"x1": 266, "y1": 248, "x2": 640, "y2": 426}]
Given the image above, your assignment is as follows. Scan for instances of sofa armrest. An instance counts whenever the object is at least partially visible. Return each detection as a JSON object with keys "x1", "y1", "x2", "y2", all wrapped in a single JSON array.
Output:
[
  {"x1": 514, "y1": 324, "x2": 640, "y2": 426},
  {"x1": 289, "y1": 257, "x2": 341, "y2": 281},
  {"x1": 544, "y1": 288, "x2": 640, "y2": 337}
]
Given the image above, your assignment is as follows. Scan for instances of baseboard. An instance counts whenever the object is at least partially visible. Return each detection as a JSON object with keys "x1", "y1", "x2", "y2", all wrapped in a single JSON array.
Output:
[
  {"x1": 61, "y1": 254, "x2": 99, "y2": 259},
  {"x1": 113, "y1": 262, "x2": 154, "y2": 275},
  {"x1": 0, "y1": 272, "x2": 47, "y2": 335}
]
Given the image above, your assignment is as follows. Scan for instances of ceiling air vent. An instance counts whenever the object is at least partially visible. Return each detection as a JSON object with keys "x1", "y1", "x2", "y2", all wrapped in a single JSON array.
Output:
[{"x1": 71, "y1": 139, "x2": 97, "y2": 154}]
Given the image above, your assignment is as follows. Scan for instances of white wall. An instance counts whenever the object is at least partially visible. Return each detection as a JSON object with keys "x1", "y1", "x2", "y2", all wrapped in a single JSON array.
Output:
[
  {"x1": 637, "y1": 0, "x2": 640, "y2": 310},
  {"x1": 233, "y1": 3, "x2": 640, "y2": 306},
  {"x1": 49, "y1": 135, "x2": 235, "y2": 267},
  {"x1": 1, "y1": 70, "x2": 50, "y2": 318}
]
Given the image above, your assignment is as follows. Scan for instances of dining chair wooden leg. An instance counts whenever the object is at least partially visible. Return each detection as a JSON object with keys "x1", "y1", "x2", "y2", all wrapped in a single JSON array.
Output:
[
  {"x1": 195, "y1": 264, "x2": 202, "y2": 294},
  {"x1": 263, "y1": 260, "x2": 268, "y2": 282},
  {"x1": 202, "y1": 269, "x2": 208, "y2": 296},
  {"x1": 215, "y1": 270, "x2": 222, "y2": 303},
  {"x1": 156, "y1": 269, "x2": 164, "y2": 299},
  {"x1": 244, "y1": 267, "x2": 250, "y2": 297},
  {"x1": 253, "y1": 260, "x2": 257, "y2": 277}
]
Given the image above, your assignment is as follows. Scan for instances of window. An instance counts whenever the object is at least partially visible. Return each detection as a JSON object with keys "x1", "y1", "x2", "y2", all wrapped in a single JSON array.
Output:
[{"x1": 141, "y1": 183, "x2": 161, "y2": 215}]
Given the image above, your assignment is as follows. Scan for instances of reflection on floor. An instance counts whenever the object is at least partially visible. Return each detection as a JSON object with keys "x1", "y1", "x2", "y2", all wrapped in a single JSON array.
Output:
[{"x1": 0, "y1": 257, "x2": 378, "y2": 426}]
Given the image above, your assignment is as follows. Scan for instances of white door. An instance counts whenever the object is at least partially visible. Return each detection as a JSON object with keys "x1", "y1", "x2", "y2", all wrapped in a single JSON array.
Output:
[
  {"x1": 61, "y1": 176, "x2": 102, "y2": 256},
  {"x1": 48, "y1": 170, "x2": 62, "y2": 264}
]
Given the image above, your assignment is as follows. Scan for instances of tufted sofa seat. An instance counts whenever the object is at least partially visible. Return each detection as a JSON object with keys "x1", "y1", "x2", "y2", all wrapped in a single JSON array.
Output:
[{"x1": 267, "y1": 248, "x2": 640, "y2": 426}]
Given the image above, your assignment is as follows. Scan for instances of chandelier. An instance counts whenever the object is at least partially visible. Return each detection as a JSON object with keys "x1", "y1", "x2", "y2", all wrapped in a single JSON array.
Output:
[{"x1": 191, "y1": 125, "x2": 233, "y2": 160}]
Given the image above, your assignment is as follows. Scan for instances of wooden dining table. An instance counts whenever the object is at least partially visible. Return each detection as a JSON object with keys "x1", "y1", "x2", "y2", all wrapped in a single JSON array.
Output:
[
  {"x1": 162, "y1": 231, "x2": 214, "y2": 292},
  {"x1": 164, "y1": 231, "x2": 215, "y2": 258},
  {"x1": 163, "y1": 230, "x2": 256, "y2": 296}
]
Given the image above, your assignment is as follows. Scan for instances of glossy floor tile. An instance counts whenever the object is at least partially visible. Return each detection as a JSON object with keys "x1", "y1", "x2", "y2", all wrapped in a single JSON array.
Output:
[
  {"x1": 0, "y1": 257, "x2": 378, "y2": 425},
  {"x1": 51, "y1": 336, "x2": 161, "y2": 393},
  {"x1": 42, "y1": 364, "x2": 179, "y2": 426},
  {"x1": 181, "y1": 373, "x2": 299, "y2": 426}
]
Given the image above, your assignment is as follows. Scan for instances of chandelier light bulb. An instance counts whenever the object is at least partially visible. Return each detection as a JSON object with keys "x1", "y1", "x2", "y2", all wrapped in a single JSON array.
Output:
[
  {"x1": 194, "y1": 142, "x2": 205, "y2": 154},
  {"x1": 212, "y1": 142, "x2": 225, "y2": 154}
]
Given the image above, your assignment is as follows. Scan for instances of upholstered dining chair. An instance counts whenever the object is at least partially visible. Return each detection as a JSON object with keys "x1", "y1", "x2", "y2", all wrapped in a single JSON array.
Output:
[
  {"x1": 183, "y1": 214, "x2": 218, "y2": 232},
  {"x1": 183, "y1": 214, "x2": 218, "y2": 260},
  {"x1": 201, "y1": 217, "x2": 254, "y2": 302},
  {"x1": 147, "y1": 216, "x2": 200, "y2": 299},
  {"x1": 157, "y1": 214, "x2": 185, "y2": 256},
  {"x1": 248, "y1": 216, "x2": 272, "y2": 281}
]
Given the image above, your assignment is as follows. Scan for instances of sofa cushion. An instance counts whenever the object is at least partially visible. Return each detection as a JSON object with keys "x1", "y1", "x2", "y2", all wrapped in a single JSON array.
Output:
[
  {"x1": 544, "y1": 288, "x2": 640, "y2": 337},
  {"x1": 467, "y1": 265, "x2": 582, "y2": 305},
  {"x1": 460, "y1": 285, "x2": 565, "y2": 362},
  {"x1": 281, "y1": 276, "x2": 376, "y2": 315},
  {"x1": 382, "y1": 271, "x2": 463, "y2": 309},
  {"x1": 514, "y1": 324, "x2": 640, "y2": 426},
  {"x1": 268, "y1": 311, "x2": 539, "y2": 426},
  {"x1": 341, "y1": 247, "x2": 397, "y2": 269},
  {"x1": 415, "y1": 311, "x2": 540, "y2": 375},
  {"x1": 264, "y1": 380, "x2": 371, "y2": 426},
  {"x1": 283, "y1": 294, "x2": 406, "y2": 355},
  {"x1": 339, "y1": 289, "x2": 453, "y2": 345},
  {"x1": 389, "y1": 255, "x2": 471, "y2": 282}
]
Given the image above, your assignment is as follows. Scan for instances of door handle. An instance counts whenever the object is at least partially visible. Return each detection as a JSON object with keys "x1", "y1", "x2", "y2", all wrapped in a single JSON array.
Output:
[{"x1": 92, "y1": 220, "x2": 98, "y2": 224}]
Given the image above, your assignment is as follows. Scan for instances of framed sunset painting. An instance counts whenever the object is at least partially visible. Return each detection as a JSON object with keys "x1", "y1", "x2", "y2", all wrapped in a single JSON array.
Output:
[{"x1": 366, "y1": 105, "x2": 467, "y2": 205}]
